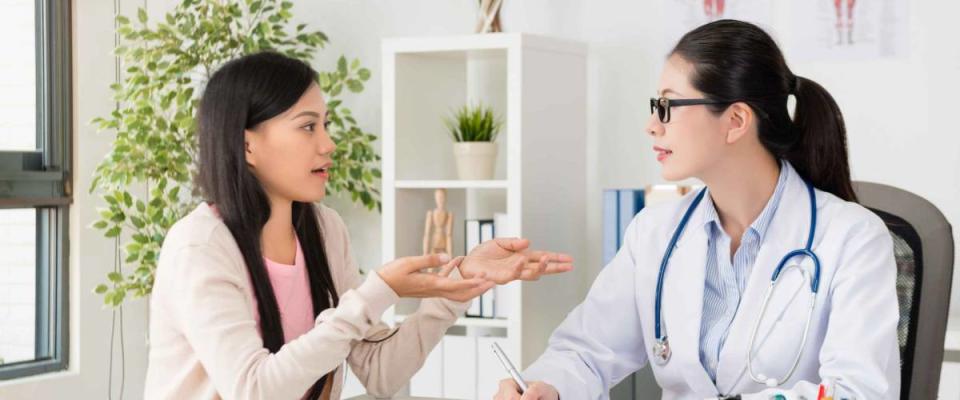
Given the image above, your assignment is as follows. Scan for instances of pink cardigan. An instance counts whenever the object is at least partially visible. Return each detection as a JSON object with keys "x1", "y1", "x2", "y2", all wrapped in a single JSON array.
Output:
[{"x1": 144, "y1": 203, "x2": 468, "y2": 399}]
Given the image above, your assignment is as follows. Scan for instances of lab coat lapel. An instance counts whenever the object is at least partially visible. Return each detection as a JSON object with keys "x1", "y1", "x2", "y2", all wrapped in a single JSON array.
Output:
[
  {"x1": 662, "y1": 203, "x2": 719, "y2": 397},
  {"x1": 714, "y1": 168, "x2": 824, "y2": 394}
]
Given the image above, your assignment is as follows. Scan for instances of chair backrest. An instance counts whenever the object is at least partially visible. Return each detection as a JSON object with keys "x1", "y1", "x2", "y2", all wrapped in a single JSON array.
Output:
[{"x1": 853, "y1": 181, "x2": 954, "y2": 400}]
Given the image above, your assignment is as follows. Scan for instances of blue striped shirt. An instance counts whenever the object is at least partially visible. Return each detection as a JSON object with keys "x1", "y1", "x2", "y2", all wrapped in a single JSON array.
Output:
[{"x1": 698, "y1": 161, "x2": 791, "y2": 382}]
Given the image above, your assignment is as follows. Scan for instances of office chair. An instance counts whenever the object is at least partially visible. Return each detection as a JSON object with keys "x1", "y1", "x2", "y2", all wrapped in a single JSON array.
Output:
[{"x1": 853, "y1": 181, "x2": 955, "y2": 400}]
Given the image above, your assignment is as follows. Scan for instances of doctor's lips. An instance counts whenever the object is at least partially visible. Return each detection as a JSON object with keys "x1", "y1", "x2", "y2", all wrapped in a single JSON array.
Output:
[{"x1": 654, "y1": 146, "x2": 673, "y2": 163}]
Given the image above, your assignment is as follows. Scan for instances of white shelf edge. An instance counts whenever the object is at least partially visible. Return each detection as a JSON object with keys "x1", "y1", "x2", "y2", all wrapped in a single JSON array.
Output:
[
  {"x1": 393, "y1": 179, "x2": 509, "y2": 189},
  {"x1": 394, "y1": 314, "x2": 509, "y2": 329}
]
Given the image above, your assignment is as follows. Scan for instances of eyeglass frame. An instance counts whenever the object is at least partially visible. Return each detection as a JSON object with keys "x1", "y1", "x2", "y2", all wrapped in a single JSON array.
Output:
[{"x1": 649, "y1": 97, "x2": 733, "y2": 123}]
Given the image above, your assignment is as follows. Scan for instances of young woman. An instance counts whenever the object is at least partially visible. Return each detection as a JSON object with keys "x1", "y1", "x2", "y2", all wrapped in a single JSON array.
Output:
[
  {"x1": 496, "y1": 20, "x2": 899, "y2": 399},
  {"x1": 143, "y1": 52, "x2": 573, "y2": 400}
]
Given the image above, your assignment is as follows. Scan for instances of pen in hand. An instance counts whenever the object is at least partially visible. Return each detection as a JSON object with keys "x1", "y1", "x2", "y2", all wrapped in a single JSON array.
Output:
[{"x1": 492, "y1": 341, "x2": 528, "y2": 393}]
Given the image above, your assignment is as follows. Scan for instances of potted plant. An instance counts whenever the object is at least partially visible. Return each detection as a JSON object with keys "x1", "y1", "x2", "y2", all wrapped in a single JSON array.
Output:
[{"x1": 444, "y1": 103, "x2": 503, "y2": 180}]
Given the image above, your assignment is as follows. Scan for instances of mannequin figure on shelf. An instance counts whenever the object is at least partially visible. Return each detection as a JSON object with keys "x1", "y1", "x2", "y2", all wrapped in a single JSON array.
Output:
[
  {"x1": 423, "y1": 189, "x2": 454, "y2": 258},
  {"x1": 475, "y1": 0, "x2": 503, "y2": 33}
]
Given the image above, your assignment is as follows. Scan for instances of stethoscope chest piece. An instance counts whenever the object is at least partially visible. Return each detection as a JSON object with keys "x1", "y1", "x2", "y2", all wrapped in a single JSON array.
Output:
[{"x1": 653, "y1": 337, "x2": 671, "y2": 365}]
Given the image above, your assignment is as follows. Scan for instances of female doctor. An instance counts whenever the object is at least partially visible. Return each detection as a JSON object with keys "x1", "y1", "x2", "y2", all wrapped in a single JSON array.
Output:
[{"x1": 495, "y1": 20, "x2": 900, "y2": 400}]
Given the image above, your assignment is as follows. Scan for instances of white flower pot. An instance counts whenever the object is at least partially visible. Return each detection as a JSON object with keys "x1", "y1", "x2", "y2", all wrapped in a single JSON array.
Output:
[{"x1": 453, "y1": 142, "x2": 497, "y2": 180}]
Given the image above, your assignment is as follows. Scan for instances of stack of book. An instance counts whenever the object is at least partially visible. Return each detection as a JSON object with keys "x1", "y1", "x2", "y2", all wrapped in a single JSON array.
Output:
[
  {"x1": 603, "y1": 185, "x2": 694, "y2": 265},
  {"x1": 464, "y1": 213, "x2": 510, "y2": 319}
]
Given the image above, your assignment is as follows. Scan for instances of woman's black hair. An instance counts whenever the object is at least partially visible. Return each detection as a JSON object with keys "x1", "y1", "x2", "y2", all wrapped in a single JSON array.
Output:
[
  {"x1": 196, "y1": 51, "x2": 339, "y2": 399},
  {"x1": 671, "y1": 19, "x2": 858, "y2": 202}
]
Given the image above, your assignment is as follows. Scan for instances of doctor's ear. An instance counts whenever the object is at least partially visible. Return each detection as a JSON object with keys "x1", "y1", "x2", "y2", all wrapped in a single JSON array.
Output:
[{"x1": 724, "y1": 102, "x2": 754, "y2": 145}]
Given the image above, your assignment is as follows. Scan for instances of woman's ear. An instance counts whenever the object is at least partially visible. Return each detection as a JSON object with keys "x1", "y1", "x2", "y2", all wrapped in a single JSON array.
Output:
[
  {"x1": 724, "y1": 102, "x2": 754, "y2": 145},
  {"x1": 244, "y1": 129, "x2": 257, "y2": 167}
]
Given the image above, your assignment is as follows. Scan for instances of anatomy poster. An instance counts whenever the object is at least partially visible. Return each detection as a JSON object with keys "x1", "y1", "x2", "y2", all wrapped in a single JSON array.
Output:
[
  {"x1": 788, "y1": 0, "x2": 909, "y2": 61},
  {"x1": 661, "y1": 0, "x2": 776, "y2": 55}
]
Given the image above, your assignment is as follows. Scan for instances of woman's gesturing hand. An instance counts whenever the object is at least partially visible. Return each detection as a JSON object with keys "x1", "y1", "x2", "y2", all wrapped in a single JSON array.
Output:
[
  {"x1": 458, "y1": 238, "x2": 574, "y2": 284},
  {"x1": 378, "y1": 254, "x2": 495, "y2": 302}
]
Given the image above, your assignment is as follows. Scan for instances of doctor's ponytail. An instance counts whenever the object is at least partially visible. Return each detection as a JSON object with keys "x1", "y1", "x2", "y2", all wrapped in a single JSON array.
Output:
[
  {"x1": 671, "y1": 19, "x2": 858, "y2": 202},
  {"x1": 787, "y1": 76, "x2": 857, "y2": 201}
]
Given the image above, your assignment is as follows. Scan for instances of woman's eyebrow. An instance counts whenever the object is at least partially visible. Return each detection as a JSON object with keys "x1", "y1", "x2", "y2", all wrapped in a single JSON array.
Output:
[
  {"x1": 658, "y1": 88, "x2": 682, "y2": 97},
  {"x1": 290, "y1": 111, "x2": 321, "y2": 120}
]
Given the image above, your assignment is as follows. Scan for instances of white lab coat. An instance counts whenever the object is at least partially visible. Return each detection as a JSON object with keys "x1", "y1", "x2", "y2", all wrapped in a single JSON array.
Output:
[{"x1": 523, "y1": 169, "x2": 901, "y2": 399}]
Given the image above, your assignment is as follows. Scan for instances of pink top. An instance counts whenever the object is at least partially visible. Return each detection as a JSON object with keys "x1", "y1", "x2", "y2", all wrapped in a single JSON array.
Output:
[
  {"x1": 258, "y1": 238, "x2": 316, "y2": 343},
  {"x1": 208, "y1": 204, "x2": 316, "y2": 343}
]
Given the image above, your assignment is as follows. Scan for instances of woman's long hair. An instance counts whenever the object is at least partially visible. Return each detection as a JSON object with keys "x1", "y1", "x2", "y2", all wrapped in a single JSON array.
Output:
[
  {"x1": 672, "y1": 19, "x2": 857, "y2": 202},
  {"x1": 196, "y1": 51, "x2": 339, "y2": 399}
]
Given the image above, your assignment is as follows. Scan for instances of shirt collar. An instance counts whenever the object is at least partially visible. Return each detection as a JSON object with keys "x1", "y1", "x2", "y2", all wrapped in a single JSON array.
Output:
[{"x1": 701, "y1": 160, "x2": 792, "y2": 243}]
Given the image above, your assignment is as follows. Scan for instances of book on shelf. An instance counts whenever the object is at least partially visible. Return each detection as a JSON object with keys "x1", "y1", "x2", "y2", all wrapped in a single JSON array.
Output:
[
  {"x1": 602, "y1": 185, "x2": 695, "y2": 266},
  {"x1": 492, "y1": 212, "x2": 514, "y2": 320},
  {"x1": 464, "y1": 218, "x2": 499, "y2": 319},
  {"x1": 602, "y1": 189, "x2": 645, "y2": 266}
]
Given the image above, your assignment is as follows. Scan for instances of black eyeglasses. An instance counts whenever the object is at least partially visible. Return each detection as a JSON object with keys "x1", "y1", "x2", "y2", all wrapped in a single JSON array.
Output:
[{"x1": 649, "y1": 97, "x2": 731, "y2": 123}]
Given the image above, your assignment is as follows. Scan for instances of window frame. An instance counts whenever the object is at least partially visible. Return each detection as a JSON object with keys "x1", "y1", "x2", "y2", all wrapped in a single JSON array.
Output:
[{"x1": 0, "y1": 0, "x2": 72, "y2": 380}]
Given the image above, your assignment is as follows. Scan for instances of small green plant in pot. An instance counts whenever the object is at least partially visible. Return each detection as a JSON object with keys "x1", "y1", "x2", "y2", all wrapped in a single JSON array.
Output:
[{"x1": 444, "y1": 103, "x2": 503, "y2": 180}]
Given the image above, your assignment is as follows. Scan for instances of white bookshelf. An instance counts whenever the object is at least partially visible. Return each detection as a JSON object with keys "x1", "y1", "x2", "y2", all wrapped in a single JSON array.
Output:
[{"x1": 378, "y1": 33, "x2": 589, "y2": 399}]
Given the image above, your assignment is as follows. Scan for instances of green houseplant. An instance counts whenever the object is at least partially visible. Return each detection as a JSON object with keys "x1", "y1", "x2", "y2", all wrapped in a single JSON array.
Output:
[
  {"x1": 90, "y1": 0, "x2": 381, "y2": 307},
  {"x1": 444, "y1": 103, "x2": 503, "y2": 180}
]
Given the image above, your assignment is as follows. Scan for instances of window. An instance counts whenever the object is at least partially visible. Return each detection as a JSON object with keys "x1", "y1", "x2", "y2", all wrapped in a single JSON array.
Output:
[{"x1": 0, "y1": 0, "x2": 71, "y2": 379}]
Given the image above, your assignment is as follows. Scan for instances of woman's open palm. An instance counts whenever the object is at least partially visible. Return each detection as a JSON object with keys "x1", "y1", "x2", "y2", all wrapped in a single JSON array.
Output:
[{"x1": 458, "y1": 238, "x2": 574, "y2": 284}]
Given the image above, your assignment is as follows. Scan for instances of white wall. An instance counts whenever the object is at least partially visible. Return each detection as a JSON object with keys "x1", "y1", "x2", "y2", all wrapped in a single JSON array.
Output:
[{"x1": 1, "y1": 1, "x2": 957, "y2": 398}]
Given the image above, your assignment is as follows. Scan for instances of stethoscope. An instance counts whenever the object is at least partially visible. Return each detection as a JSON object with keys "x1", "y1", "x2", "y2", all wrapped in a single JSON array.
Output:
[{"x1": 652, "y1": 179, "x2": 821, "y2": 389}]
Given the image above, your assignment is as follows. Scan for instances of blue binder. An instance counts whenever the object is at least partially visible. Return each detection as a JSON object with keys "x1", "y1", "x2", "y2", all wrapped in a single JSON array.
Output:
[{"x1": 602, "y1": 189, "x2": 645, "y2": 266}]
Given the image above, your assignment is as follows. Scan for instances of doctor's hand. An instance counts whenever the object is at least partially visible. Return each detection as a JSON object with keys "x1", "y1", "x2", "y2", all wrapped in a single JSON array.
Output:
[
  {"x1": 494, "y1": 379, "x2": 559, "y2": 400},
  {"x1": 378, "y1": 254, "x2": 495, "y2": 302},
  {"x1": 459, "y1": 238, "x2": 574, "y2": 284}
]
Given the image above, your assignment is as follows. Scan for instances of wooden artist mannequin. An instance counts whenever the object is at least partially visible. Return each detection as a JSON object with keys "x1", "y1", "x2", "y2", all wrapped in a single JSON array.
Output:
[{"x1": 422, "y1": 189, "x2": 454, "y2": 256}]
